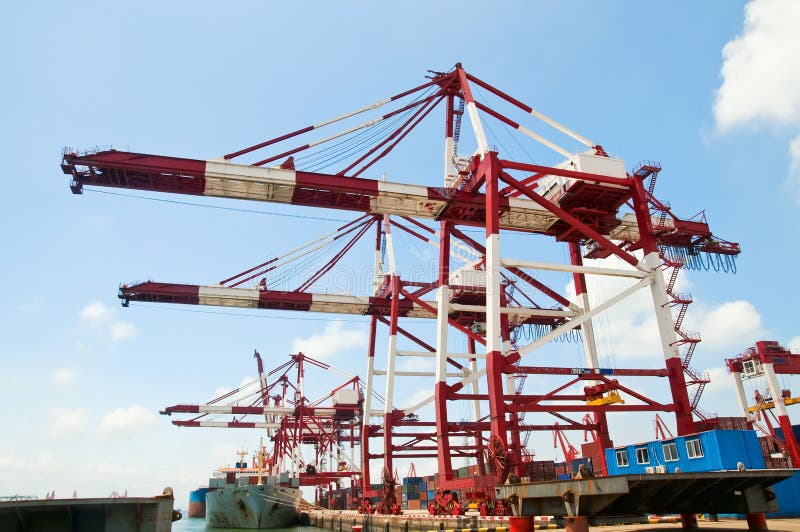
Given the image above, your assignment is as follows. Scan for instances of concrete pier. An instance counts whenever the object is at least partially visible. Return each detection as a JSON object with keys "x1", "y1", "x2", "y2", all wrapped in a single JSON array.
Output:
[
  {"x1": 0, "y1": 488, "x2": 178, "y2": 532},
  {"x1": 310, "y1": 511, "x2": 511, "y2": 532}
]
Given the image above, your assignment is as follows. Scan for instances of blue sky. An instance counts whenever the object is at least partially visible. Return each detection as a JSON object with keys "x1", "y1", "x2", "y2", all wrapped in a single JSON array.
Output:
[{"x1": 2, "y1": 0, "x2": 800, "y2": 503}]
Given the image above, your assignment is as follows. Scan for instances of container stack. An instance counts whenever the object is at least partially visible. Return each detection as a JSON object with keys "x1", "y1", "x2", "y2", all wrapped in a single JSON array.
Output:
[
  {"x1": 696, "y1": 416, "x2": 751, "y2": 432},
  {"x1": 526, "y1": 460, "x2": 557, "y2": 481},
  {"x1": 570, "y1": 457, "x2": 593, "y2": 475},
  {"x1": 424, "y1": 474, "x2": 436, "y2": 502},
  {"x1": 758, "y1": 436, "x2": 791, "y2": 469},
  {"x1": 554, "y1": 461, "x2": 571, "y2": 480},
  {"x1": 401, "y1": 477, "x2": 424, "y2": 510},
  {"x1": 581, "y1": 440, "x2": 609, "y2": 472}
]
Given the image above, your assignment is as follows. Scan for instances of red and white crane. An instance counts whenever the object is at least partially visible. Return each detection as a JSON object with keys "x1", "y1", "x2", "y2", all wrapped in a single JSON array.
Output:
[
  {"x1": 61, "y1": 64, "x2": 740, "y2": 496},
  {"x1": 726, "y1": 341, "x2": 800, "y2": 466},
  {"x1": 553, "y1": 422, "x2": 580, "y2": 464},
  {"x1": 162, "y1": 350, "x2": 363, "y2": 504}
]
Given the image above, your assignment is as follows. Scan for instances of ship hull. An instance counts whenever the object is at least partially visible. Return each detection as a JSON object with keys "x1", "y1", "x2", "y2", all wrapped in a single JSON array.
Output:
[
  {"x1": 206, "y1": 484, "x2": 300, "y2": 529},
  {"x1": 188, "y1": 486, "x2": 210, "y2": 518}
]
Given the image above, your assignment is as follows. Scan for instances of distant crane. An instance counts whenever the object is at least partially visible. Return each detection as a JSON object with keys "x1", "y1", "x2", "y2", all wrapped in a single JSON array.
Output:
[{"x1": 553, "y1": 422, "x2": 580, "y2": 464}]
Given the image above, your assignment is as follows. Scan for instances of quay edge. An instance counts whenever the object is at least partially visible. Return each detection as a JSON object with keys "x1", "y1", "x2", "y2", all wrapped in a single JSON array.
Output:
[{"x1": 0, "y1": 487, "x2": 179, "y2": 532}]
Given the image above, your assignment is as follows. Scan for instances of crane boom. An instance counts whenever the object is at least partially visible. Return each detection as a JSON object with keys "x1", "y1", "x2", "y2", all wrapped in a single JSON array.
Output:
[
  {"x1": 63, "y1": 149, "x2": 646, "y2": 239},
  {"x1": 118, "y1": 281, "x2": 574, "y2": 324}
]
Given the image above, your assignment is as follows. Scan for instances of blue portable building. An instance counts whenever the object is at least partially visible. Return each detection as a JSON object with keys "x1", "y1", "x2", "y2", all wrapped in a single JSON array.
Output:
[
  {"x1": 604, "y1": 430, "x2": 764, "y2": 475},
  {"x1": 604, "y1": 429, "x2": 800, "y2": 516}
]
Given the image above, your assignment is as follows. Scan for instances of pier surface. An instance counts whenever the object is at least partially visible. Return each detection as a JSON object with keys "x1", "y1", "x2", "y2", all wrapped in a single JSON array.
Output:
[{"x1": 0, "y1": 491, "x2": 177, "y2": 532}]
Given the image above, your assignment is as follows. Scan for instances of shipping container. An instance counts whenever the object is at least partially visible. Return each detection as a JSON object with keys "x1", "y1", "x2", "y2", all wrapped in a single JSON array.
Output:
[
  {"x1": 774, "y1": 423, "x2": 800, "y2": 445},
  {"x1": 768, "y1": 471, "x2": 800, "y2": 517},
  {"x1": 695, "y1": 416, "x2": 751, "y2": 432},
  {"x1": 570, "y1": 457, "x2": 591, "y2": 475},
  {"x1": 604, "y1": 429, "x2": 765, "y2": 476}
]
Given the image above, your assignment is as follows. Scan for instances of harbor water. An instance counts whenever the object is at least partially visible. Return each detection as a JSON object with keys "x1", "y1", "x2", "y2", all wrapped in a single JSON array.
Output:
[{"x1": 173, "y1": 518, "x2": 324, "y2": 532}]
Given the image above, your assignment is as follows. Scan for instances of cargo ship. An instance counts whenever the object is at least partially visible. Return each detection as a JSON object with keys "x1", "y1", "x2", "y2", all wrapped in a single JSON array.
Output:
[
  {"x1": 205, "y1": 477, "x2": 301, "y2": 529},
  {"x1": 187, "y1": 486, "x2": 211, "y2": 518},
  {"x1": 193, "y1": 442, "x2": 302, "y2": 528}
]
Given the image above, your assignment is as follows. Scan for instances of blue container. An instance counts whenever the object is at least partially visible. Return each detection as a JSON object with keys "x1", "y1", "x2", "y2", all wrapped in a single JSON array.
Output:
[
  {"x1": 604, "y1": 430, "x2": 765, "y2": 476},
  {"x1": 570, "y1": 457, "x2": 590, "y2": 475},
  {"x1": 774, "y1": 423, "x2": 800, "y2": 444},
  {"x1": 557, "y1": 474, "x2": 571, "y2": 480},
  {"x1": 427, "y1": 490, "x2": 435, "y2": 500},
  {"x1": 768, "y1": 471, "x2": 800, "y2": 517}
]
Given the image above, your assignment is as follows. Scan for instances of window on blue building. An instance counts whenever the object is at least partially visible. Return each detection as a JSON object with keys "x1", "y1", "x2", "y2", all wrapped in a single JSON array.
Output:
[
  {"x1": 663, "y1": 442, "x2": 678, "y2": 461},
  {"x1": 615, "y1": 450, "x2": 629, "y2": 467},
  {"x1": 635, "y1": 447, "x2": 649, "y2": 464},
  {"x1": 686, "y1": 438, "x2": 704, "y2": 458}
]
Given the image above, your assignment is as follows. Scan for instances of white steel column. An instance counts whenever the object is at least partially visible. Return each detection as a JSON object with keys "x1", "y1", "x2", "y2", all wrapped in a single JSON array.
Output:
[
  {"x1": 444, "y1": 137, "x2": 455, "y2": 187},
  {"x1": 383, "y1": 215, "x2": 398, "y2": 416},
  {"x1": 486, "y1": 234, "x2": 502, "y2": 359},
  {"x1": 435, "y1": 287, "x2": 450, "y2": 383},
  {"x1": 646, "y1": 252, "x2": 681, "y2": 359},
  {"x1": 731, "y1": 370, "x2": 750, "y2": 418},
  {"x1": 763, "y1": 360, "x2": 800, "y2": 465},
  {"x1": 763, "y1": 362, "x2": 790, "y2": 422}
]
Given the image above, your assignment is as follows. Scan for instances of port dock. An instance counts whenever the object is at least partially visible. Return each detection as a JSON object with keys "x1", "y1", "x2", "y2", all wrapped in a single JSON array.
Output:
[
  {"x1": 0, "y1": 489, "x2": 179, "y2": 532},
  {"x1": 495, "y1": 470, "x2": 794, "y2": 532}
]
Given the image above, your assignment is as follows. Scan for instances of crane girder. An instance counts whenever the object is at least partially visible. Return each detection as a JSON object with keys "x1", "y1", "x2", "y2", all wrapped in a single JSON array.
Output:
[
  {"x1": 118, "y1": 281, "x2": 573, "y2": 325},
  {"x1": 62, "y1": 149, "x2": 645, "y2": 240}
]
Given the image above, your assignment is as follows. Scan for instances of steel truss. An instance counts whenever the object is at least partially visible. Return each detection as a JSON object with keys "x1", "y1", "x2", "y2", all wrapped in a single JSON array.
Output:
[
  {"x1": 161, "y1": 350, "x2": 363, "y2": 504},
  {"x1": 61, "y1": 64, "x2": 741, "y2": 496},
  {"x1": 726, "y1": 341, "x2": 800, "y2": 466}
]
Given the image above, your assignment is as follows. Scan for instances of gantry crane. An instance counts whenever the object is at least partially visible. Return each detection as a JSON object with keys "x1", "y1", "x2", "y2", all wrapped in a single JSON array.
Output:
[
  {"x1": 726, "y1": 341, "x2": 800, "y2": 466},
  {"x1": 553, "y1": 422, "x2": 580, "y2": 464},
  {"x1": 161, "y1": 350, "x2": 363, "y2": 506},
  {"x1": 61, "y1": 64, "x2": 740, "y2": 496}
]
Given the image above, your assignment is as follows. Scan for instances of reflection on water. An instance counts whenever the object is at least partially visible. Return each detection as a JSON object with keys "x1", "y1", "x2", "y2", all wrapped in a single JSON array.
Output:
[{"x1": 173, "y1": 517, "x2": 324, "y2": 532}]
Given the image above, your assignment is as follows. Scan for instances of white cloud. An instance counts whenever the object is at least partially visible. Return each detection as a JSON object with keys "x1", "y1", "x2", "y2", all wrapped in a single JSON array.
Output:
[
  {"x1": 18, "y1": 297, "x2": 43, "y2": 317},
  {"x1": 49, "y1": 408, "x2": 89, "y2": 437},
  {"x1": 714, "y1": 0, "x2": 800, "y2": 131},
  {"x1": 397, "y1": 356, "x2": 434, "y2": 373},
  {"x1": 81, "y1": 301, "x2": 110, "y2": 322},
  {"x1": 715, "y1": 1, "x2": 800, "y2": 198},
  {"x1": 700, "y1": 366, "x2": 733, "y2": 397},
  {"x1": 291, "y1": 321, "x2": 367, "y2": 358},
  {"x1": 569, "y1": 256, "x2": 767, "y2": 365},
  {"x1": 51, "y1": 368, "x2": 78, "y2": 385},
  {"x1": 80, "y1": 301, "x2": 137, "y2": 342},
  {"x1": 788, "y1": 336, "x2": 800, "y2": 352},
  {"x1": 791, "y1": 134, "x2": 800, "y2": 172},
  {"x1": 209, "y1": 376, "x2": 259, "y2": 404},
  {"x1": 98, "y1": 405, "x2": 157, "y2": 436},
  {"x1": 695, "y1": 300, "x2": 766, "y2": 351},
  {"x1": 789, "y1": 134, "x2": 800, "y2": 190}
]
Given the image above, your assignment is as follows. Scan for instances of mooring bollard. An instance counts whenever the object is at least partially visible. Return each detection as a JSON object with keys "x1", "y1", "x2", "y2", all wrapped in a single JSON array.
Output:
[
  {"x1": 509, "y1": 515, "x2": 534, "y2": 532},
  {"x1": 746, "y1": 513, "x2": 769, "y2": 531}
]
